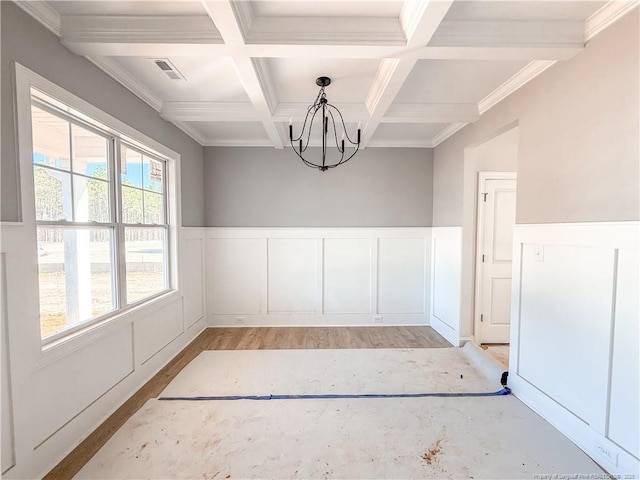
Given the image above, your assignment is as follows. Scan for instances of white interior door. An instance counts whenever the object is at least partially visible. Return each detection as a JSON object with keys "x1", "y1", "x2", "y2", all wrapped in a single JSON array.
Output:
[{"x1": 476, "y1": 173, "x2": 517, "y2": 344}]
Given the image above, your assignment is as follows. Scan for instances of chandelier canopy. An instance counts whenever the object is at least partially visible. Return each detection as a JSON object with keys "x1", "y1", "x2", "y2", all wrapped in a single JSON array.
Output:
[{"x1": 289, "y1": 76, "x2": 361, "y2": 172}]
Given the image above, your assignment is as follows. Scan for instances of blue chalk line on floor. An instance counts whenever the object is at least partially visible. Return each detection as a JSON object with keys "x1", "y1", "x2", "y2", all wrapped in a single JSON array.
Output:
[{"x1": 158, "y1": 388, "x2": 511, "y2": 401}]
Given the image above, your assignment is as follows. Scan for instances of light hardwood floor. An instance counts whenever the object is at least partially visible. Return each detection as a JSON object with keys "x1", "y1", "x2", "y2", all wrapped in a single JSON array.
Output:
[{"x1": 44, "y1": 326, "x2": 449, "y2": 479}]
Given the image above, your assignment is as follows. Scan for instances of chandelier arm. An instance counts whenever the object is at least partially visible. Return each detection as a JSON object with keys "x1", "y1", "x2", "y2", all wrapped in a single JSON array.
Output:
[
  {"x1": 322, "y1": 103, "x2": 327, "y2": 169},
  {"x1": 302, "y1": 106, "x2": 321, "y2": 153},
  {"x1": 291, "y1": 103, "x2": 321, "y2": 143},
  {"x1": 335, "y1": 141, "x2": 360, "y2": 167},
  {"x1": 327, "y1": 104, "x2": 359, "y2": 145},
  {"x1": 327, "y1": 109, "x2": 343, "y2": 152},
  {"x1": 290, "y1": 139, "x2": 322, "y2": 169}
]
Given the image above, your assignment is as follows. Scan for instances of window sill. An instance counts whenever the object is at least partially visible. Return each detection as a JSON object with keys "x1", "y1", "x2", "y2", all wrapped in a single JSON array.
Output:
[{"x1": 36, "y1": 289, "x2": 181, "y2": 370}]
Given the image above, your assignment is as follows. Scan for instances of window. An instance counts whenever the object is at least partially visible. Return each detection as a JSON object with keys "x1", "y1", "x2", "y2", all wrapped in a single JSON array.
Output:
[{"x1": 31, "y1": 91, "x2": 171, "y2": 341}]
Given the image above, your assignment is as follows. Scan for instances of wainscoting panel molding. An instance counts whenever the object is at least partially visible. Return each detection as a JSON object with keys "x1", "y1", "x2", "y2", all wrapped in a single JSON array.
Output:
[
  {"x1": 322, "y1": 238, "x2": 372, "y2": 314},
  {"x1": 181, "y1": 229, "x2": 206, "y2": 328},
  {"x1": 510, "y1": 222, "x2": 639, "y2": 478},
  {"x1": 31, "y1": 325, "x2": 134, "y2": 448},
  {"x1": 430, "y1": 227, "x2": 462, "y2": 346},
  {"x1": 267, "y1": 238, "x2": 318, "y2": 314},
  {"x1": 378, "y1": 238, "x2": 427, "y2": 314},
  {"x1": 207, "y1": 238, "x2": 263, "y2": 316},
  {"x1": 205, "y1": 228, "x2": 436, "y2": 327}
]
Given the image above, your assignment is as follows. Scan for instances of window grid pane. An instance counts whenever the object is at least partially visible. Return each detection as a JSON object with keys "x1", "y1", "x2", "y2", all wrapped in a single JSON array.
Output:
[
  {"x1": 33, "y1": 166, "x2": 72, "y2": 222},
  {"x1": 124, "y1": 227, "x2": 167, "y2": 304},
  {"x1": 120, "y1": 144, "x2": 167, "y2": 227},
  {"x1": 71, "y1": 123, "x2": 109, "y2": 179},
  {"x1": 31, "y1": 94, "x2": 172, "y2": 342},
  {"x1": 31, "y1": 105, "x2": 71, "y2": 171},
  {"x1": 121, "y1": 185, "x2": 143, "y2": 224},
  {"x1": 74, "y1": 175, "x2": 111, "y2": 223},
  {"x1": 37, "y1": 226, "x2": 117, "y2": 339}
]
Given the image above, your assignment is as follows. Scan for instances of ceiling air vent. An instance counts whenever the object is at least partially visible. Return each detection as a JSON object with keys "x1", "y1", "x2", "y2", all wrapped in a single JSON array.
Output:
[{"x1": 151, "y1": 58, "x2": 185, "y2": 81}]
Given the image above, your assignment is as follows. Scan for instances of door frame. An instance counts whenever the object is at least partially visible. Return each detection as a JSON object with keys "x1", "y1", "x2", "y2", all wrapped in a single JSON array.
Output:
[{"x1": 473, "y1": 171, "x2": 517, "y2": 345}]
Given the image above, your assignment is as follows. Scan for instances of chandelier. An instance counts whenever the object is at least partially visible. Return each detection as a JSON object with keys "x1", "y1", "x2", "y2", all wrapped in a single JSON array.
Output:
[{"x1": 288, "y1": 76, "x2": 361, "y2": 171}]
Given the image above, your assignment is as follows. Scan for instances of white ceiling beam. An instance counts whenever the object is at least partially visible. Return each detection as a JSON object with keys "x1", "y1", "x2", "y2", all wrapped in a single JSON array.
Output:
[
  {"x1": 201, "y1": 0, "x2": 245, "y2": 45},
  {"x1": 60, "y1": 41, "x2": 233, "y2": 58},
  {"x1": 273, "y1": 103, "x2": 369, "y2": 122},
  {"x1": 60, "y1": 40, "x2": 582, "y2": 62},
  {"x1": 383, "y1": 103, "x2": 479, "y2": 124},
  {"x1": 361, "y1": 0, "x2": 455, "y2": 147},
  {"x1": 412, "y1": 46, "x2": 582, "y2": 61},
  {"x1": 201, "y1": 0, "x2": 283, "y2": 148},
  {"x1": 61, "y1": 15, "x2": 223, "y2": 44},
  {"x1": 162, "y1": 101, "x2": 481, "y2": 125},
  {"x1": 243, "y1": 16, "x2": 405, "y2": 46},
  {"x1": 430, "y1": 20, "x2": 585, "y2": 48},
  {"x1": 160, "y1": 102, "x2": 259, "y2": 122}
]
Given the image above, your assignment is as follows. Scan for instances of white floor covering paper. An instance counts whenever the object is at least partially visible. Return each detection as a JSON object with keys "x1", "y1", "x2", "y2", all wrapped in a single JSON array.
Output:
[
  {"x1": 75, "y1": 348, "x2": 602, "y2": 479},
  {"x1": 160, "y1": 348, "x2": 498, "y2": 398}
]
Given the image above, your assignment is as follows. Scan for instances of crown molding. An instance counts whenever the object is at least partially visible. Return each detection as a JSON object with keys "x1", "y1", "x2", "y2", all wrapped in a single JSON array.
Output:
[
  {"x1": 172, "y1": 121, "x2": 206, "y2": 145},
  {"x1": 366, "y1": 139, "x2": 436, "y2": 148},
  {"x1": 430, "y1": 123, "x2": 468, "y2": 148},
  {"x1": 12, "y1": 0, "x2": 60, "y2": 35},
  {"x1": 478, "y1": 60, "x2": 556, "y2": 115},
  {"x1": 202, "y1": 139, "x2": 273, "y2": 147},
  {"x1": 585, "y1": 0, "x2": 639, "y2": 42},
  {"x1": 160, "y1": 102, "x2": 258, "y2": 122},
  {"x1": 85, "y1": 56, "x2": 163, "y2": 112}
]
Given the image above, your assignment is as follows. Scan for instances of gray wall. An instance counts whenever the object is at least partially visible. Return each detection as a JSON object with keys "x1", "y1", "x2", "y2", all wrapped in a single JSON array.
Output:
[
  {"x1": 0, "y1": 2, "x2": 205, "y2": 226},
  {"x1": 204, "y1": 147, "x2": 433, "y2": 227},
  {"x1": 433, "y1": 8, "x2": 639, "y2": 226}
]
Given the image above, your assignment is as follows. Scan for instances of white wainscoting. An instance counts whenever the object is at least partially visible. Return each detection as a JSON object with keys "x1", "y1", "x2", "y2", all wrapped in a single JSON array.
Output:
[
  {"x1": 1, "y1": 254, "x2": 16, "y2": 474},
  {"x1": 205, "y1": 228, "x2": 435, "y2": 327},
  {"x1": 0, "y1": 225, "x2": 207, "y2": 479},
  {"x1": 182, "y1": 229, "x2": 206, "y2": 329},
  {"x1": 510, "y1": 222, "x2": 639, "y2": 477},
  {"x1": 430, "y1": 227, "x2": 462, "y2": 346}
]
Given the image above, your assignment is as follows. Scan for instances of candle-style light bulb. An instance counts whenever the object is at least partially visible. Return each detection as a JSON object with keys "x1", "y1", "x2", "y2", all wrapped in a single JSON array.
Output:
[{"x1": 289, "y1": 117, "x2": 292, "y2": 126}]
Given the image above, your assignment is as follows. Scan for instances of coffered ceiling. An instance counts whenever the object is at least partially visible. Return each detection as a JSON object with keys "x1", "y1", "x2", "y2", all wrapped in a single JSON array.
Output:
[{"x1": 15, "y1": 0, "x2": 637, "y2": 148}]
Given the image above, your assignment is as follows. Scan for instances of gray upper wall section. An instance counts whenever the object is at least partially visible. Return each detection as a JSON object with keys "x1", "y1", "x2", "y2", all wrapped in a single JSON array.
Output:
[
  {"x1": 0, "y1": 2, "x2": 205, "y2": 226},
  {"x1": 433, "y1": 8, "x2": 639, "y2": 226},
  {"x1": 204, "y1": 147, "x2": 433, "y2": 227}
]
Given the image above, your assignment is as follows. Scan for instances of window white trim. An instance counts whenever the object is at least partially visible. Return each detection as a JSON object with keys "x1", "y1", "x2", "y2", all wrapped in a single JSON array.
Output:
[{"x1": 14, "y1": 62, "x2": 182, "y2": 350}]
